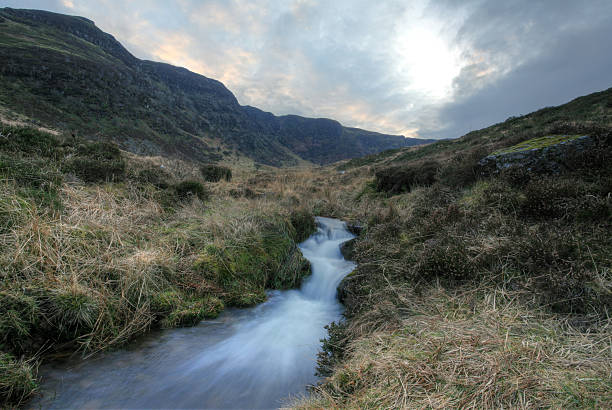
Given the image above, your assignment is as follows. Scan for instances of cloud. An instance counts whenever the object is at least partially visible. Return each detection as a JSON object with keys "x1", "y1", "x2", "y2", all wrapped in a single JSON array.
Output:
[{"x1": 3, "y1": 0, "x2": 612, "y2": 139}]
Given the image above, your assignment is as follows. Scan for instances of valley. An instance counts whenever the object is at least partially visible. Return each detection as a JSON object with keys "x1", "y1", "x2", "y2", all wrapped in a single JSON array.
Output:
[{"x1": 0, "y1": 5, "x2": 611, "y2": 410}]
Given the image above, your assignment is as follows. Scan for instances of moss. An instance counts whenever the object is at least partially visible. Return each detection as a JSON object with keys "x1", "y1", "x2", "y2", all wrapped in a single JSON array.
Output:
[
  {"x1": 192, "y1": 218, "x2": 310, "y2": 306},
  {"x1": 491, "y1": 134, "x2": 584, "y2": 155},
  {"x1": 150, "y1": 290, "x2": 182, "y2": 315},
  {"x1": 0, "y1": 352, "x2": 37, "y2": 406},
  {"x1": 161, "y1": 296, "x2": 224, "y2": 327}
]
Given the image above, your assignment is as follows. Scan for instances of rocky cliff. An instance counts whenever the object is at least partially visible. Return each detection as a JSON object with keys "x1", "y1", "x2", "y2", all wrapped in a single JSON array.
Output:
[{"x1": 0, "y1": 8, "x2": 432, "y2": 166}]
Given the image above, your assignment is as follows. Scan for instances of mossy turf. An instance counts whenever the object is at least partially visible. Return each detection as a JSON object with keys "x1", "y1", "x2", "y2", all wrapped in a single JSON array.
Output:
[{"x1": 491, "y1": 134, "x2": 585, "y2": 155}]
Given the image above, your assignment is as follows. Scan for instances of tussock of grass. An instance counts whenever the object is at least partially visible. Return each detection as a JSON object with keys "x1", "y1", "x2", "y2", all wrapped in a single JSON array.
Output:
[{"x1": 0, "y1": 353, "x2": 38, "y2": 406}]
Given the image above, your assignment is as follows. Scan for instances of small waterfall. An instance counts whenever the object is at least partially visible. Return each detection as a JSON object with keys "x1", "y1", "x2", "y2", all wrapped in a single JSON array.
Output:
[{"x1": 32, "y1": 217, "x2": 356, "y2": 409}]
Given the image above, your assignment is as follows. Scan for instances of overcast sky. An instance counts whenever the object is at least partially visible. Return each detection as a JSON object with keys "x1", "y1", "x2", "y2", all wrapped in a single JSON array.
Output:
[{"x1": 4, "y1": 0, "x2": 612, "y2": 139}]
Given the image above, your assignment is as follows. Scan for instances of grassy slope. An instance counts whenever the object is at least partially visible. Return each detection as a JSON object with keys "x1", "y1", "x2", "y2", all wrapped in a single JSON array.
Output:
[
  {"x1": 0, "y1": 126, "x2": 316, "y2": 406},
  {"x1": 291, "y1": 88, "x2": 612, "y2": 408},
  {"x1": 339, "y1": 86, "x2": 612, "y2": 170},
  {"x1": 0, "y1": 9, "x2": 304, "y2": 167},
  {"x1": 0, "y1": 8, "x2": 424, "y2": 167}
]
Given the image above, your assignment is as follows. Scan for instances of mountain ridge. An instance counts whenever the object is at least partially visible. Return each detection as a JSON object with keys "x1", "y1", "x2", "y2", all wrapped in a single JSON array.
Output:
[{"x1": 0, "y1": 7, "x2": 434, "y2": 166}]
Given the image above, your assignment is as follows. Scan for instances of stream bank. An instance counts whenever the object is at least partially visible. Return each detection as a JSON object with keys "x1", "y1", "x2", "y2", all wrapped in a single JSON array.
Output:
[{"x1": 30, "y1": 217, "x2": 355, "y2": 409}]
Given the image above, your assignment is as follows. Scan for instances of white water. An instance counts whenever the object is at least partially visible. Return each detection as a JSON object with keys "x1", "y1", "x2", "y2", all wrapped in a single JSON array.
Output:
[{"x1": 32, "y1": 217, "x2": 355, "y2": 409}]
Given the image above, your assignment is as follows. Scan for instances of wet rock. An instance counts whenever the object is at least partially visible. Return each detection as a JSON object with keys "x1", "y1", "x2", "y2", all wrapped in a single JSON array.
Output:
[
  {"x1": 346, "y1": 223, "x2": 364, "y2": 236},
  {"x1": 337, "y1": 274, "x2": 354, "y2": 305},
  {"x1": 339, "y1": 238, "x2": 356, "y2": 260},
  {"x1": 478, "y1": 135, "x2": 594, "y2": 175}
]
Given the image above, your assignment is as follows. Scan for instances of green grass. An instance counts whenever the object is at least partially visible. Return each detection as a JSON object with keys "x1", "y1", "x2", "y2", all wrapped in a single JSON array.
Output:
[
  {"x1": 491, "y1": 134, "x2": 585, "y2": 155},
  {"x1": 0, "y1": 352, "x2": 37, "y2": 407}
]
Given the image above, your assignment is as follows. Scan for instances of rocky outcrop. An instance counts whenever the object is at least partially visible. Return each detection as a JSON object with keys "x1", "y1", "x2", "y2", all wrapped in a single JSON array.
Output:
[
  {"x1": 478, "y1": 135, "x2": 594, "y2": 174},
  {"x1": 0, "y1": 8, "x2": 433, "y2": 166}
]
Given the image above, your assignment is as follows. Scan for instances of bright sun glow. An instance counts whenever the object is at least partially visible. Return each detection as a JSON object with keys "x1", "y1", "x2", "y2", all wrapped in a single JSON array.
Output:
[{"x1": 394, "y1": 26, "x2": 462, "y2": 100}]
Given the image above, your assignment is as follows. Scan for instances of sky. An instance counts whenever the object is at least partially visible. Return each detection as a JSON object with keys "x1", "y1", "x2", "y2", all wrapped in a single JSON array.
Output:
[{"x1": 4, "y1": 0, "x2": 612, "y2": 139}]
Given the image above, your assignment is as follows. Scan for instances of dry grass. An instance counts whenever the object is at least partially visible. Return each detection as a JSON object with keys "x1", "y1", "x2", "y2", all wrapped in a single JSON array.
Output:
[
  {"x1": 1, "y1": 147, "x2": 323, "y2": 405},
  {"x1": 280, "y1": 140, "x2": 612, "y2": 409},
  {"x1": 294, "y1": 283, "x2": 611, "y2": 409}
]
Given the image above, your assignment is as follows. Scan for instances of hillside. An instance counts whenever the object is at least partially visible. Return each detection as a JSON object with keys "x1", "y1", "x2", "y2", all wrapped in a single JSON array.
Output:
[
  {"x1": 339, "y1": 86, "x2": 612, "y2": 170},
  {"x1": 292, "y1": 86, "x2": 612, "y2": 408},
  {"x1": 0, "y1": 8, "x2": 432, "y2": 166}
]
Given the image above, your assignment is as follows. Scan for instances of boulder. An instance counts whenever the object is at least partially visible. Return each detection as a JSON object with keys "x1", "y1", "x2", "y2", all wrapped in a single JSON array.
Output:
[
  {"x1": 478, "y1": 135, "x2": 594, "y2": 175},
  {"x1": 339, "y1": 238, "x2": 356, "y2": 260},
  {"x1": 346, "y1": 223, "x2": 364, "y2": 236}
]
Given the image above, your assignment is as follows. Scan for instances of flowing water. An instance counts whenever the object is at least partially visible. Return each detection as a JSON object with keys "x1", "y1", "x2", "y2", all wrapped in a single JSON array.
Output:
[{"x1": 31, "y1": 217, "x2": 355, "y2": 409}]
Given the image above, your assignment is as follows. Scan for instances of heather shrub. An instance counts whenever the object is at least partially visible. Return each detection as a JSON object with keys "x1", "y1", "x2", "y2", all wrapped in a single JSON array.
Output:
[
  {"x1": 137, "y1": 167, "x2": 171, "y2": 189},
  {"x1": 375, "y1": 160, "x2": 439, "y2": 194},
  {"x1": 66, "y1": 141, "x2": 126, "y2": 183},
  {"x1": 174, "y1": 180, "x2": 208, "y2": 201},
  {"x1": 200, "y1": 164, "x2": 232, "y2": 182}
]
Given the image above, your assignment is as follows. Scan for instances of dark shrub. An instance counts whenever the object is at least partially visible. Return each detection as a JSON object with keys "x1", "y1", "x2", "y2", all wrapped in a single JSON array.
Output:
[
  {"x1": 200, "y1": 164, "x2": 232, "y2": 182},
  {"x1": 414, "y1": 240, "x2": 475, "y2": 282},
  {"x1": 67, "y1": 157, "x2": 126, "y2": 183},
  {"x1": 174, "y1": 180, "x2": 209, "y2": 201},
  {"x1": 499, "y1": 166, "x2": 532, "y2": 187},
  {"x1": 520, "y1": 177, "x2": 581, "y2": 219},
  {"x1": 76, "y1": 141, "x2": 121, "y2": 161},
  {"x1": 137, "y1": 167, "x2": 171, "y2": 189},
  {"x1": 375, "y1": 160, "x2": 439, "y2": 194},
  {"x1": 0, "y1": 126, "x2": 60, "y2": 157},
  {"x1": 512, "y1": 230, "x2": 610, "y2": 315},
  {"x1": 65, "y1": 141, "x2": 126, "y2": 183},
  {"x1": 438, "y1": 147, "x2": 488, "y2": 188},
  {"x1": 289, "y1": 208, "x2": 316, "y2": 242}
]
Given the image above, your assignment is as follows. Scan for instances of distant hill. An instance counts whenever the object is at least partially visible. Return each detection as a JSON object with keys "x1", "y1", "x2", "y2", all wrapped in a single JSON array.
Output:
[
  {"x1": 338, "y1": 86, "x2": 612, "y2": 169},
  {"x1": 0, "y1": 8, "x2": 433, "y2": 166}
]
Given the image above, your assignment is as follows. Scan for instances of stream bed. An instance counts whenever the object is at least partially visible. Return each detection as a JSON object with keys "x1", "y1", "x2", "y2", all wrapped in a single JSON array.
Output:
[{"x1": 31, "y1": 217, "x2": 356, "y2": 409}]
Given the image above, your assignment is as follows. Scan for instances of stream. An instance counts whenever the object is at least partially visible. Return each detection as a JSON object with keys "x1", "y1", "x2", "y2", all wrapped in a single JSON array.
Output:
[{"x1": 31, "y1": 217, "x2": 356, "y2": 409}]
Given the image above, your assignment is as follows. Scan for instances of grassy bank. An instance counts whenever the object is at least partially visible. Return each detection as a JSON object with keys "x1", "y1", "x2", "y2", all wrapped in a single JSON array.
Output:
[
  {"x1": 287, "y1": 130, "x2": 612, "y2": 408},
  {"x1": 0, "y1": 126, "x2": 315, "y2": 406}
]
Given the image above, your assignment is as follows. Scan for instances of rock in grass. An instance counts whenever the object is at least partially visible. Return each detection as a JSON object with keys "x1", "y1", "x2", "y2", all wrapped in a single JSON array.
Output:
[{"x1": 478, "y1": 135, "x2": 594, "y2": 174}]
